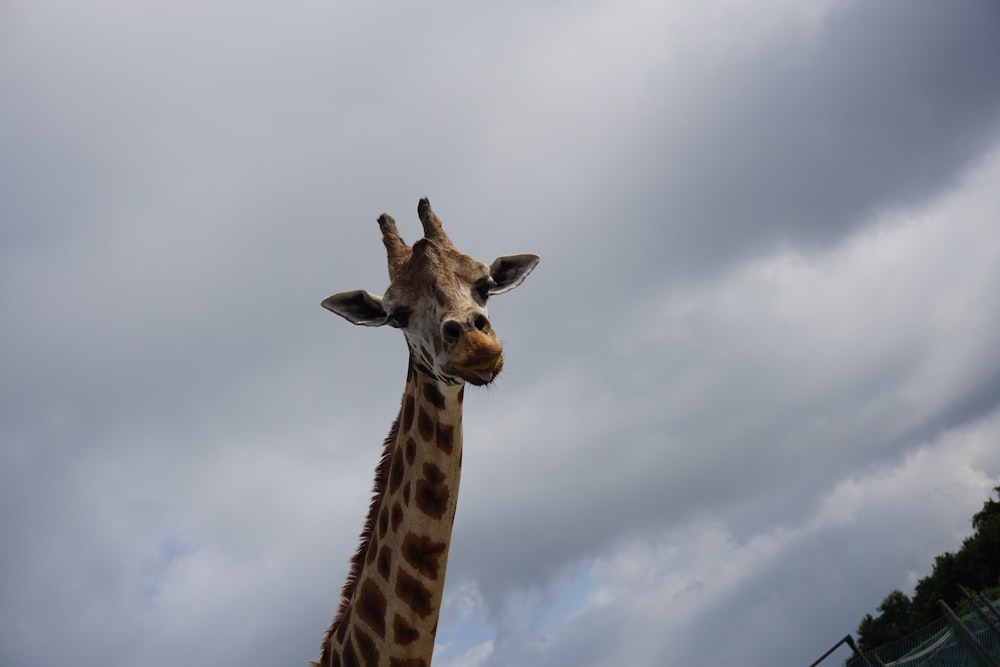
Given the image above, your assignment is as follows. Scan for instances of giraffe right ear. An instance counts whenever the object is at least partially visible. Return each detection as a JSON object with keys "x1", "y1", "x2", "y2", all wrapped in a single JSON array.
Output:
[
  {"x1": 488, "y1": 254, "x2": 540, "y2": 295},
  {"x1": 321, "y1": 290, "x2": 389, "y2": 327}
]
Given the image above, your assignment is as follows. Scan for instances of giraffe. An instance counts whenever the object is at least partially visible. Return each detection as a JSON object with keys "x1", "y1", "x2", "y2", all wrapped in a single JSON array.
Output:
[{"x1": 315, "y1": 198, "x2": 539, "y2": 667}]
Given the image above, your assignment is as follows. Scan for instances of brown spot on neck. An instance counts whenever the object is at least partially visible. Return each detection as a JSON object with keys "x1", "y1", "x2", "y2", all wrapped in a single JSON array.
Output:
[
  {"x1": 416, "y1": 406, "x2": 434, "y2": 441},
  {"x1": 342, "y1": 639, "x2": 359, "y2": 667},
  {"x1": 352, "y1": 626, "x2": 379, "y2": 667},
  {"x1": 389, "y1": 453, "x2": 404, "y2": 494},
  {"x1": 393, "y1": 615, "x2": 420, "y2": 646},
  {"x1": 391, "y1": 501, "x2": 404, "y2": 532},
  {"x1": 395, "y1": 570, "x2": 433, "y2": 618},
  {"x1": 401, "y1": 532, "x2": 448, "y2": 580},
  {"x1": 356, "y1": 579, "x2": 387, "y2": 637},
  {"x1": 389, "y1": 658, "x2": 428, "y2": 667},
  {"x1": 415, "y1": 462, "x2": 450, "y2": 519},
  {"x1": 435, "y1": 422, "x2": 454, "y2": 454},
  {"x1": 335, "y1": 607, "x2": 352, "y2": 643},
  {"x1": 377, "y1": 545, "x2": 392, "y2": 580},
  {"x1": 401, "y1": 394, "x2": 415, "y2": 433},
  {"x1": 422, "y1": 382, "x2": 446, "y2": 410}
]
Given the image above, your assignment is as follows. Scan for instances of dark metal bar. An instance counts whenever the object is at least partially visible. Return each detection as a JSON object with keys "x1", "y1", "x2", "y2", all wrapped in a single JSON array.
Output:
[
  {"x1": 807, "y1": 635, "x2": 876, "y2": 667},
  {"x1": 845, "y1": 635, "x2": 881, "y2": 667},
  {"x1": 960, "y1": 585, "x2": 1000, "y2": 639},
  {"x1": 978, "y1": 588, "x2": 1000, "y2": 626},
  {"x1": 938, "y1": 599, "x2": 1000, "y2": 667}
]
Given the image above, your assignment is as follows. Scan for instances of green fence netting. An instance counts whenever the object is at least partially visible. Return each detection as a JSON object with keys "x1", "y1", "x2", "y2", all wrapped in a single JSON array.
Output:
[{"x1": 845, "y1": 586, "x2": 1000, "y2": 667}]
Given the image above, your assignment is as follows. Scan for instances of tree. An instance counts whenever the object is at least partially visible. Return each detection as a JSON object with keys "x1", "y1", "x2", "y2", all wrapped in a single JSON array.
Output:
[
  {"x1": 857, "y1": 590, "x2": 914, "y2": 652},
  {"x1": 971, "y1": 486, "x2": 1000, "y2": 531},
  {"x1": 855, "y1": 485, "x2": 1000, "y2": 651}
]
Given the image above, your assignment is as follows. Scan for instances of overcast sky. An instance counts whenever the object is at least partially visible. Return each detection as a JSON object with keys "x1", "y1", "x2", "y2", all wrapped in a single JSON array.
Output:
[{"x1": 2, "y1": 1, "x2": 1000, "y2": 666}]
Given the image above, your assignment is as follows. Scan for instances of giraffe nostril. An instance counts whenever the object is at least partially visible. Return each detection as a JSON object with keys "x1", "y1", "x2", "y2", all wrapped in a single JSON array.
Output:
[
  {"x1": 474, "y1": 314, "x2": 490, "y2": 334},
  {"x1": 442, "y1": 321, "x2": 462, "y2": 343}
]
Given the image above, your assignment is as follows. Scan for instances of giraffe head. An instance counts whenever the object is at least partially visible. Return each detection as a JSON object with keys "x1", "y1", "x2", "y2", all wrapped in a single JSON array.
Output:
[{"x1": 322, "y1": 198, "x2": 539, "y2": 386}]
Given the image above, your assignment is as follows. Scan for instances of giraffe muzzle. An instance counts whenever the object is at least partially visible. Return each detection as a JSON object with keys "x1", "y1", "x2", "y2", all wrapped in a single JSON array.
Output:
[{"x1": 453, "y1": 353, "x2": 503, "y2": 386}]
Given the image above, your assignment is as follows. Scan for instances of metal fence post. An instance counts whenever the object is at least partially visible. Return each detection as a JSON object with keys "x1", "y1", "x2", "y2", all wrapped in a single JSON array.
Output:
[{"x1": 937, "y1": 599, "x2": 1000, "y2": 667}]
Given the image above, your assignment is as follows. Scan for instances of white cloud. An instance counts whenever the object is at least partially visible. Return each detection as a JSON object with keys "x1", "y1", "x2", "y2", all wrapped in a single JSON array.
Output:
[
  {"x1": 481, "y1": 405, "x2": 1000, "y2": 667},
  {"x1": 437, "y1": 640, "x2": 496, "y2": 667}
]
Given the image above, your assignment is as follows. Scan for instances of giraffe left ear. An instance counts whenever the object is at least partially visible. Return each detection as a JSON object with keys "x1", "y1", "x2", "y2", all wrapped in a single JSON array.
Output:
[
  {"x1": 321, "y1": 290, "x2": 389, "y2": 327},
  {"x1": 488, "y1": 254, "x2": 540, "y2": 295}
]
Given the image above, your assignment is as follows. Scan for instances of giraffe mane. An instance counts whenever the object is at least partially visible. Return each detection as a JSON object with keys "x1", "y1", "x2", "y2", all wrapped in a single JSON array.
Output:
[{"x1": 317, "y1": 395, "x2": 403, "y2": 666}]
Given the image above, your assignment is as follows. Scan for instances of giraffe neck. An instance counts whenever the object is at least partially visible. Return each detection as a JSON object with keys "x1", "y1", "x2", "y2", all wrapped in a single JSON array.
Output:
[{"x1": 319, "y1": 358, "x2": 465, "y2": 667}]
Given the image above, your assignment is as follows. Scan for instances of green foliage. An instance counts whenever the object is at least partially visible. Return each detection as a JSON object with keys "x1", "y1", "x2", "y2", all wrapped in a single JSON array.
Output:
[
  {"x1": 855, "y1": 486, "x2": 1000, "y2": 653},
  {"x1": 857, "y1": 590, "x2": 913, "y2": 649}
]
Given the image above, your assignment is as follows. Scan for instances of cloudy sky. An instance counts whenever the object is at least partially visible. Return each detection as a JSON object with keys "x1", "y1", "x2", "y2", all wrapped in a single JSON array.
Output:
[{"x1": 2, "y1": 0, "x2": 1000, "y2": 665}]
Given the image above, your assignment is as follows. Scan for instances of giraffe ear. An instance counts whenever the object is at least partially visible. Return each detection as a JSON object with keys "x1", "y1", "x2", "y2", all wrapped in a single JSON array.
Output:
[
  {"x1": 321, "y1": 290, "x2": 389, "y2": 327},
  {"x1": 488, "y1": 254, "x2": 540, "y2": 295}
]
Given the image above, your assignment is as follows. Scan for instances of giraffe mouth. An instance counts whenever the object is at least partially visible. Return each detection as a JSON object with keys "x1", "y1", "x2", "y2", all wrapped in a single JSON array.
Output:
[{"x1": 454, "y1": 355, "x2": 503, "y2": 386}]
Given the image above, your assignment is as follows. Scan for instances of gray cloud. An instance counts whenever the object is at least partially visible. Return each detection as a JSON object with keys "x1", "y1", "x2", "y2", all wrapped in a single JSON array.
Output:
[{"x1": 2, "y1": 0, "x2": 999, "y2": 666}]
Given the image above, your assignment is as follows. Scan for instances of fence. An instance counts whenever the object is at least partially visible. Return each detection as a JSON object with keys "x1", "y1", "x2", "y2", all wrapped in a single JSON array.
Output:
[{"x1": 812, "y1": 586, "x2": 1000, "y2": 667}]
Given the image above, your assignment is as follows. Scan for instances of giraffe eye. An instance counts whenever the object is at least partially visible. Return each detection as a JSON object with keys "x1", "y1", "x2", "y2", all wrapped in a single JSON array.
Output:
[
  {"x1": 475, "y1": 278, "x2": 495, "y2": 301},
  {"x1": 387, "y1": 310, "x2": 409, "y2": 328}
]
